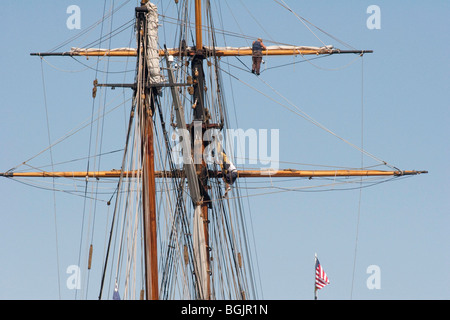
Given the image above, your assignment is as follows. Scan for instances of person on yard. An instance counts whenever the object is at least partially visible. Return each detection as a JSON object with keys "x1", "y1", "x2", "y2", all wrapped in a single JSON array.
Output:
[{"x1": 252, "y1": 38, "x2": 266, "y2": 75}]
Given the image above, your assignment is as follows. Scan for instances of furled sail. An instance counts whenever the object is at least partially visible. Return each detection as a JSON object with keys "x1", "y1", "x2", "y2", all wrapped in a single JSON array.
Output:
[{"x1": 144, "y1": 1, "x2": 162, "y2": 85}]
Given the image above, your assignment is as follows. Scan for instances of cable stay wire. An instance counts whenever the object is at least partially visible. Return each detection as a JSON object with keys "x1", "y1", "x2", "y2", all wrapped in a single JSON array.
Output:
[
  {"x1": 351, "y1": 56, "x2": 365, "y2": 299},
  {"x1": 214, "y1": 61, "x2": 398, "y2": 171},
  {"x1": 211, "y1": 175, "x2": 413, "y2": 202},
  {"x1": 40, "y1": 57, "x2": 62, "y2": 300},
  {"x1": 273, "y1": 0, "x2": 357, "y2": 50},
  {"x1": 5, "y1": 95, "x2": 132, "y2": 174},
  {"x1": 47, "y1": 0, "x2": 132, "y2": 53}
]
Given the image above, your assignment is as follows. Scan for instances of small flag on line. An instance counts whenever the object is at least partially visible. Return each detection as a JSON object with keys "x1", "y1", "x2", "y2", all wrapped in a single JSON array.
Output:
[{"x1": 314, "y1": 254, "x2": 329, "y2": 299}]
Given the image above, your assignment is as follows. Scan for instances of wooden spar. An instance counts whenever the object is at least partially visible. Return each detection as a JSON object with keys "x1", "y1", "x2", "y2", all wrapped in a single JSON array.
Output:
[
  {"x1": 142, "y1": 115, "x2": 159, "y2": 300},
  {"x1": 236, "y1": 169, "x2": 427, "y2": 178},
  {"x1": 164, "y1": 46, "x2": 210, "y2": 299},
  {"x1": 0, "y1": 169, "x2": 428, "y2": 178},
  {"x1": 195, "y1": 0, "x2": 202, "y2": 51},
  {"x1": 193, "y1": 0, "x2": 212, "y2": 300},
  {"x1": 30, "y1": 47, "x2": 372, "y2": 57},
  {"x1": 137, "y1": 1, "x2": 158, "y2": 300}
]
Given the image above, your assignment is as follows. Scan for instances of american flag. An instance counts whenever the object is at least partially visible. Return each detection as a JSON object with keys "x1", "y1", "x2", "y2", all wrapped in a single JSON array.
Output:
[{"x1": 315, "y1": 257, "x2": 330, "y2": 290}]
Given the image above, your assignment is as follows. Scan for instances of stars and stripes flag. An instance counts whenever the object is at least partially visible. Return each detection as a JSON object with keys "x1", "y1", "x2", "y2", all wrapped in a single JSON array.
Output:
[{"x1": 315, "y1": 255, "x2": 330, "y2": 294}]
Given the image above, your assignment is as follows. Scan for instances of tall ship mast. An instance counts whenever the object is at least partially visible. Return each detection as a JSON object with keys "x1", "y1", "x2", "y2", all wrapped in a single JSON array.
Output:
[{"x1": 1, "y1": 1, "x2": 427, "y2": 300}]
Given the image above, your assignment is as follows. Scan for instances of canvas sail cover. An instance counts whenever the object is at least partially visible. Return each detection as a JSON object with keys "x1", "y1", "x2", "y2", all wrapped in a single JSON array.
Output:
[
  {"x1": 145, "y1": 2, "x2": 162, "y2": 85},
  {"x1": 211, "y1": 45, "x2": 333, "y2": 51}
]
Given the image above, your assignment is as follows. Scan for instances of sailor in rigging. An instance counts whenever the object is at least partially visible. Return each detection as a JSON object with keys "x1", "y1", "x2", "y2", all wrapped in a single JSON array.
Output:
[
  {"x1": 251, "y1": 38, "x2": 266, "y2": 76},
  {"x1": 211, "y1": 136, "x2": 238, "y2": 198},
  {"x1": 221, "y1": 151, "x2": 238, "y2": 198}
]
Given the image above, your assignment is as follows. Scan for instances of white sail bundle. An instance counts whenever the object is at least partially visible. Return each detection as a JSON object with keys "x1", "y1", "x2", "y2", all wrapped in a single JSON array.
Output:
[
  {"x1": 70, "y1": 47, "x2": 135, "y2": 53},
  {"x1": 145, "y1": 2, "x2": 162, "y2": 85},
  {"x1": 209, "y1": 44, "x2": 333, "y2": 54},
  {"x1": 211, "y1": 45, "x2": 333, "y2": 50}
]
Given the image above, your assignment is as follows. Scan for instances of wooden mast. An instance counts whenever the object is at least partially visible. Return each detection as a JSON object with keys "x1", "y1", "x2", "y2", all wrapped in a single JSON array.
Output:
[
  {"x1": 193, "y1": 0, "x2": 212, "y2": 300},
  {"x1": 137, "y1": 0, "x2": 158, "y2": 300},
  {"x1": 195, "y1": 0, "x2": 203, "y2": 52},
  {"x1": 142, "y1": 110, "x2": 158, "y2": 300}
]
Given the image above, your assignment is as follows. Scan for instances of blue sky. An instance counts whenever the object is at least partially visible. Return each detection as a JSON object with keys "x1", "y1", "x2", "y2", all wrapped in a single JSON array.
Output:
[{"x1": 0, "y1": 0, "x2": 449, "y2": 300}]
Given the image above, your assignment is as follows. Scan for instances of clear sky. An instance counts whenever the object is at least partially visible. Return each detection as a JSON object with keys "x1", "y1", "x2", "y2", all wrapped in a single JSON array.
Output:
[{"x1": 0, "y1": 0, "x2": 449, "y2": 300}]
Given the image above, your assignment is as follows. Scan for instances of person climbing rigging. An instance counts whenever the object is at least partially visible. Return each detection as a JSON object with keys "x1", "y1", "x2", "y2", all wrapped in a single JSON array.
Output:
[
  {"x1": 220, "y1": 151, "x2": 238, "y2": 198},
  {"x1": 252, "y1": 38, "x2": 266, "y2": 75},
  {"x1": 211, "y1": 136, "x2": 238, "y2": 198}
]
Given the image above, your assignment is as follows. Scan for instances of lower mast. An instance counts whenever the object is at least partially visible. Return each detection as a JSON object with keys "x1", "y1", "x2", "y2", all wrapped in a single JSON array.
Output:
[
  {"x1": 191, "y1": 0, "x2": 212, "y2": 300},
  {"x1": 137, "y1": 1, "x2": 158, "y2": 300},
  {"x1": 142, "y1": 111, "x2": 158, "y2": 300}
]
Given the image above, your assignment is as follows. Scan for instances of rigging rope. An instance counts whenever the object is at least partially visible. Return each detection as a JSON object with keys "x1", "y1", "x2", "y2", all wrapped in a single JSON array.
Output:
[
  {"x1": 85, "y1": 0, "x2": 118, "y2": 299},
  {"x1": 217, "y1": 0, "x2": 264, "y2": 298},
  {"x1": 6, "y1": 95, "x2": 131, "y2": 174},
  {"x1": 215, "y1": 60, "x2": 398, "y2": 170},
  {"x1": 47, "y1": 0, "x2": 132, "y2": 53},
  {"x1": 351, "y1": 56, "x2": 365, "y2": 299},
  {"x1": 273, "y1": 0, "x2": 327, "y2": 47},
  {"x1": 81, "y1": 0, "x2": 114, "y2": 299},
  {"x1": 273, "y1": 0, "x2": 356, "y2": 50},
  {"x1": 298, "y1": 51, "x2": 363, "y2": 72},
  {"x1": 40, "y1": 58, "x2": 62, "y2": 299}
]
